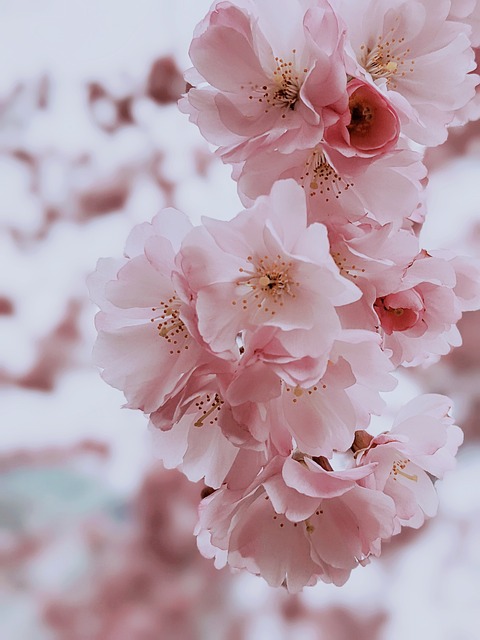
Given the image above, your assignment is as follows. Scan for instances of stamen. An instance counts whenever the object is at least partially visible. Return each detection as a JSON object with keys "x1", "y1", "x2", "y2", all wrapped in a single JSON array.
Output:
[
  {"x1": 151, "y1": 295, "x2": 190, "y2": 354},
  {"x1": 360, "y1": 25, "x2": 415, "y2": 89},
  {"x1": 243, "y1": 49, "x2": 304, "y2": 115},
  {"x1": 284, "y1": 382, "x2": 324, "y2": 403},
  {"x1": 301, "y1": 149, "x2": 354, "y2": 202},
  {"x1": 235, "y1": 254, "x2": 297, "y2": 315},
  {"x1": 331, "y1": 251, "x2": 366, "y2": 280},
  {"x1": 305, "y1": 519, "x2": 315, "y2": 534},
  {"x1": 194, "y1": 393, "x2": 224, "y2": 427},
  {"x1": 392, "y1": 459, "x2": 418, "y2": 482}
]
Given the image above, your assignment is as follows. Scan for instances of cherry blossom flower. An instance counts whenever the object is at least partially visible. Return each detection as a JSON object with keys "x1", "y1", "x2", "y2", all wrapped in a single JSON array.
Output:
[
  {"x1": 373, "y1": 249, "x2": 480, "y2": 366},
  {"x1": 338, "y1": 0, "x2": 479, "y2": 145},
  {"x1": 268, "y1": 330, "x2": 397, "y2": 458},
  {"x1": 197, "y1": 454, "x2": 395, "y2": 591},
  {"x1": 234, "y1": 142, "x2": 426, "y2": 226},
  {"x1": 208, "y1": 324, "x2": 396, "y2": 459},
  {"x1": 180, "y1": 0, "x2": 349, "y2": 160},
  {"x1": 88, "y1": 209, "x2": 219, "y2": 414},
  {"x1": 324, "y1": 78, "x2": 401, "y2": 157},
  {"x1": 354, "y1": 394, "x2": 463, "y2": 531},
  {"x1": 329, "y1": 219, "x2": 420, "y2": 327},
  {"x1": 148, "y1": 374, "x2": 241, "y2": 489},
  {"x1": 177, "y1": 180, "x2": 361, "y2": 369}
]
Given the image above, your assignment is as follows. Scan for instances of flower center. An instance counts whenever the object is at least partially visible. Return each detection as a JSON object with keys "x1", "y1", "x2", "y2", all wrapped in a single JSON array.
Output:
[
  {"x1": 243, "y1": 50, "x2": 304, "y2": 117},
  {"x1": 360, "y1": 30, "x2": 415, "y2": 89},
  {"x1": 151, "y1": 295, "x2": 190, "y2": 355},
  {"x1": 300, "y1": 149, "x2": 354, "y2": 202},
  {"x1": 348, "y1": 99, "x2": 374, "y2": 137},
  {"x1": 236, "y1": 254, "x2": 298, "y2": 315},
  {"x1": 374, "y1": 294, "x2": 424, "y2": 334}
]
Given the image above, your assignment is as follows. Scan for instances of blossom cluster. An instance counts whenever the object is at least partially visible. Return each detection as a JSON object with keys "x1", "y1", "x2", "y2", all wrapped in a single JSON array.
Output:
[{"x1": 90, "y1": 0, "x2": 480, "y2": 591}]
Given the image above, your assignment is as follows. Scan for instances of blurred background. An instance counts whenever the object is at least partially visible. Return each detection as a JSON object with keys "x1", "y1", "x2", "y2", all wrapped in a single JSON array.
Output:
[{"x1": 1, "y1": 1, "x2": 480, "y2": 638}]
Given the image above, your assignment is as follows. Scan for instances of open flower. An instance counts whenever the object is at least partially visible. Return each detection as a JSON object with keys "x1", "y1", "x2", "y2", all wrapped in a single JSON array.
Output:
[
  {"x1": 88, "y1": 209, "x2": 219, "y2": 414},
  {"x1": 355, "y1": 394, "x2": 463, "y2": 531},
  {"x1": 197, "y1": 454, "x2": 395, "y2": 591},
  {"x1": 339, "y1": 0, "x2": 479, "y2": 145},
  {"x1": 235, "y1": 141, "x2": 426, "y2": 226},
  {"x1": 177, "y1": 180, "x2": 360, "y2": 368},
  {"x1": 180, "y1": 0, "x2": 349, "y2": 160},
  {"x1": 271, "y1": 330, "x2": 396, "y2": 457}
]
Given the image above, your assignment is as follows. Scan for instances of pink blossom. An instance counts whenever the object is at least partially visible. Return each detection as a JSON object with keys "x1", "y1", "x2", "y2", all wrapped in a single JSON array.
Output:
[
  {"x1": 329, "y1": 219, "x2": 420, "y2": 330},
  {"x1": 355, "y1": 394, "x2": 463, "y2": 531},
  {"x1": 234, "y1": 142, "x2": 426, "y2": 226},
  {"x1": 324, "y1": 78, "x2": 400, "y2": 157},
  {"x1": 338, "y1": 0, "x2": 479, "y2": 145},
  {"x1": 180, "y1": 0, "x2": 349, "y2": 160},
  {"x1": 197, "y1": 455, "x2": 395, "y2": 591},
  {"x1": 148, "y1": 374, "x2": 241, "y2": 489},
  {"x1": 373, "y1": 249, "x2": 480, "y2": 366},
  {"x1": 218, "y1": 325, "x2": 395, "y2": 459},
  {"x1": 272, "y1": 330, "x2": 396, "y2": 457},
  {"x1": 88, "y1": 209, "x2": 218, "y2": 414},
  {"x1": 177, "y1": 180, "x2": 360, "y2": 369},
  {"x1": 148, "y1": 362, "x2": 283, "y2": 487}
]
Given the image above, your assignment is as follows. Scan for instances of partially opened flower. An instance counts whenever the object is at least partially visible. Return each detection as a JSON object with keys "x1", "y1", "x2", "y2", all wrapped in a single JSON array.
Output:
[
  {"x1": 373, "y1": 249, "x2": 480, "y2": 366},
  {"x1": 325, "y1": 78, "x2": 400, "y2": 157},
  {"x1": 329, "y1": 219, "x2": 421, "y2": 330}
]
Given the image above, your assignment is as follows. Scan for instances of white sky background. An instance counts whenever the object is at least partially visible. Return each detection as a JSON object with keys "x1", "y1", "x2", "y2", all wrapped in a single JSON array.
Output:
[{"x1": 1, "y1": 1, "x2": 480, "y2": 638}]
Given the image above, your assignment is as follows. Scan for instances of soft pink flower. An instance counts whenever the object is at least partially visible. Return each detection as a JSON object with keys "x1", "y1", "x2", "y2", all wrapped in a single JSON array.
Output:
[
  {"x1": 338, "y1": 0, "x2": 479, "y2": 145},
  {"x1": 234, "y1": 142, "x2": 426, "y2": 226},
  {"x1": 177, "y1": 180, "x2": 360, "y2": 369},
  {"x1": 272, "y1": 330, "x2": 396, "y2": 457},
  {"x1": 197, "y1": 455, "x2": 395, "y2": 591},
  {"x1": 218, "y1": 324, "x2": 395, "y2": 459},
  {"x1": 355, "y1": 394, "x2": 463, "y2": 531},
  {"x1": 373, "y1": 249, "x2": 480, "y2": 366},
  {"x1": 325, "y1": 78, "x2": 400, "y2": 157},
  {"x1": 329, "y1": 219, "x2": 420, "y2": 330},
  {"x1": 180, "y1": 0, "x2": 349, "y2": 160},
  {"x1": 148, "y1": 374, "x2": 241, "y2": 489},
  {"x1": 88, "y1": 209, "x2": 218, "y2": 414},
  {"x1": 148, "y1": 362, "x2": 284, "y2": 487}
]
